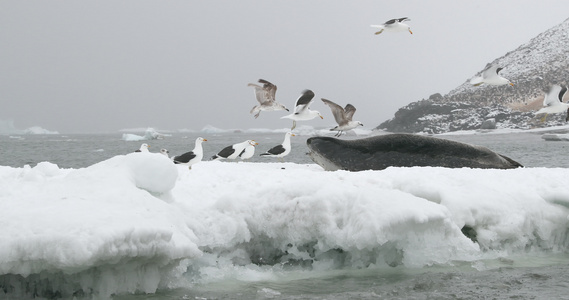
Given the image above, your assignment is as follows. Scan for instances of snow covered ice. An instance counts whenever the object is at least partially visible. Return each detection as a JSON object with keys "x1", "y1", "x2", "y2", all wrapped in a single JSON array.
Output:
[{"x1": 1, "y1": 152, "x2": 569, "y2": 298}]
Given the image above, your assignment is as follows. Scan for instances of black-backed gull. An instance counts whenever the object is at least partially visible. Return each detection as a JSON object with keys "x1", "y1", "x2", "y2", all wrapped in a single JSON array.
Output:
[
  {"x1": 173, "y1": 137, "x2": 207, "y2": 169},
  {"x1": 536, "y1": 85, "x2": 569, "y2": 122},
  {"x1": 470, "y1": 65, "x2": 514, "y2": 86},
  {"x1": 260, "y1": 132, "x2": 295, "y2": 161},
  {"x1": 370, "y1": 17, "x2": 412, "y2": 35},
  {"x1": 212, "y1": 140, "x2": 258, "y2": 160},
  {"x1": 281, "y1": 89, "x2": 323, "y2": 130}
]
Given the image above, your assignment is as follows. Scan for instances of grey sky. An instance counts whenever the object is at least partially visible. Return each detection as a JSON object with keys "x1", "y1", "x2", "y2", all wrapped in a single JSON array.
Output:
[{"x1": 1, "y1": 1, "x2": 568, "y2": 133}]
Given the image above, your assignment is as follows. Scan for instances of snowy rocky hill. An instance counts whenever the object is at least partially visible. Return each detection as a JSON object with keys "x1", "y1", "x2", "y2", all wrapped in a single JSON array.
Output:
[{"x1": 378, "y1": 17, "x2": 569, "y2": 134}]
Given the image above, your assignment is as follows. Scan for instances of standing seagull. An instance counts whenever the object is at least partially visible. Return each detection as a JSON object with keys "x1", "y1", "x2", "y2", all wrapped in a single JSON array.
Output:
[
  {"x1": 212, "y1": 140, "x2": 258, "y2": 160},
  {"x1": 248, "y1": 79, "x2": 289, "y2": 118},
  {"x1": 281, "y1": 89, "x2": 323, "y2": 130},
  {"x1": 260, "y1": 132, "x2": 295, "y2": 161},
  {"x1": 172, "y1": 137, "x2": 208, "y2": 169},
  {"x1": 321, "y1": 98, "x2": 363, "y2": 137},
  {"x1": 470, "y1": 65, "x2": 514, "y2": 86},
  {"x1": 536, "y1": 85, "x2": 569, "y2": 122},
  {"x1": 135, "y1": 143, "x2": 150, "y2": 153},
  {"x1": 370, "y1": 17, "x2": 413, "y2": 35},
  {"x1": 239, "y1": 142, "x2": 257, "y2": 161}
]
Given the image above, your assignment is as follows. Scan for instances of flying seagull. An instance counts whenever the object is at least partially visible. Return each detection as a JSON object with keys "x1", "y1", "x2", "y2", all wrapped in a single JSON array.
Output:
[
  {"x1": 260, "y1": 132, "x2": 295, "y2": 161},
  {"x1": 212, "y1": 140, "x2": 259, "y2": 160},
  {"x1": 280, "y1": 89, "x2": 323, "y2": 130},
  {"x1": 536, "y1": 85, "x2": 569, "y2": 122},
  {"x1": 172, "y1": 137, "x2": 207, "y2": 169},
  {"x1": 370, "y1": 17, "x2": 413, "y2": 35},
  {"x1": 248, "y1": 79, "x2": 289, "y2": 118},
  {"x1": 321, "y1": 98, "x2": 363, "y2": 137},
  {"x1": 470, "y1": 65, "x2": 514, "y2": 86}
]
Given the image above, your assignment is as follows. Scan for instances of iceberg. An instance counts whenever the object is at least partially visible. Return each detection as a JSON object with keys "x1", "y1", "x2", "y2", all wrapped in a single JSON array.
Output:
[
  {"x1": 1, "y1": 157, "x2": 569, "y2": 298},
  {"x1": 200, "y1": 125, "x2": 233, "y2": 134},
  {"x1": 0, "y1": 119, "x2": 58, "y2": 135},
  {"x1": 0, "y1": 119, "x2": 21, "y2": 134},
  {"x1": 121, "y1": 128, "x2": 168, "y2": 141},
  {"x1": 23, "y1": 126, "x2": 59, "y2": 135}
]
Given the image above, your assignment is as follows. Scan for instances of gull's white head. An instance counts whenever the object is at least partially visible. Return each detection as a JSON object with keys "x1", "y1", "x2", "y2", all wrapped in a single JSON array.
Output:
[{"x1": 312, "y1": 111, "x2": 324, "y2": 119}]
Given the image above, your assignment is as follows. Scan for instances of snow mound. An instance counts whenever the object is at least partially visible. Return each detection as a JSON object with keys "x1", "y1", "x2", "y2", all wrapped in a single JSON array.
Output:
[
  {"x1": 0, "y1": 155, "x2": 195, "y2": 299},
  {"x1": 124, "y1": 152, "x2": 178, "y2": 194}
]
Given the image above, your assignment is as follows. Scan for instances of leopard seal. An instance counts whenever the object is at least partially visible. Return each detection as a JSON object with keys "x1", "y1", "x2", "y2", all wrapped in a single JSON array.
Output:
[{"x1": 306, "y1": 133, "x2": 523, "y2": 171}]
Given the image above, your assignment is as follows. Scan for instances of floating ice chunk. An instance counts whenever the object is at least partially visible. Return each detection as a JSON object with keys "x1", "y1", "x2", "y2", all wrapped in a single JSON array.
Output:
[
  {"x1": 542, "y1": 133, "x2": 569, "y2": 141},
  {"x1": 24, "y1": 126, "x2": 59, "y2": 135},
  {"x1": 121, "y1": 128, "x2": 167, "y2": 141},
  {"x1": 200, "y1": 125, "x2": 231, "y2": 134}
]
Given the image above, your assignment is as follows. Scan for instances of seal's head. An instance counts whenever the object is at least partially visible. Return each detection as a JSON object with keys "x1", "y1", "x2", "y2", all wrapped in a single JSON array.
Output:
[{"x1": 306, "y1": 137, "x2": 363, "y2": 171}]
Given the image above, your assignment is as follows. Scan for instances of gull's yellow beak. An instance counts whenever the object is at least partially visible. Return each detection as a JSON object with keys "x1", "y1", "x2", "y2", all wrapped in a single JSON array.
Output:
[
  {"x1": 291, "y1": 133, "x2": 296, "y2": 136},
  {"x1": 509, "y1": 82, "x2": 514, "y2": 86},
  {"x1": 203, "y1": 138, "x2": 208, "y2": 141},
  {"x1": 320, "y1": 115, "x2": 324, "y2": 119}
]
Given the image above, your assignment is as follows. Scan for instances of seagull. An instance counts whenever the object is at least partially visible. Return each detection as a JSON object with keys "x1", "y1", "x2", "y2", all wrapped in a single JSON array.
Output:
[
  {"x1": 239, "y1": 142, "x2": 257, "y2": 161},
  {"x1": 470, "y1": 65, "x2": 514, "y2": 86},
  {"x1": 370, "y1": 17, "x2": 413, "y2": 35},
  {"x1": 212, "y1": 140, "x2": 258, "y2": 160},
  {"x1": 260, "y1": 132, "x2": 295, "y2": 161},
  {"x1": 248, "y1": 79, "x2": 289, "y2": 118},
  {"x1": 280, "y1": 89, "x2": 323, "y2": 130},
  {"x1": 536, "y1": 85, "x2": 569, "y2": 122},
  {"x1": 321, "y1": 98, "x2": 363, "y2": 137},
  {"x1": 160, "y1": 149, "x2": 170, "y2": 157},
  {"x1": 172, "y1": 137, "x2": 207, "y2": 169},
  {"x1": 134, "y1": 143, "x2": 149, "y2": 153}
]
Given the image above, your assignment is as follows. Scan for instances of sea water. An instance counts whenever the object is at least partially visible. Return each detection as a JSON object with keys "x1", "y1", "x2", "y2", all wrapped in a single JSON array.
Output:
[
  {"x1": 2, "y1": 131, "x2": 569, "y2": 169},
  {"x1": 2, "y1": 130, "x2": 569, "y2": 299}
]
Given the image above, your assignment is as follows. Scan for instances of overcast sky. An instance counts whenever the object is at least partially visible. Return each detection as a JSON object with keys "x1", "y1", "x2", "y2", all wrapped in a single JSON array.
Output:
[{"x1": 1, "y1": 1, "x2": 568, "y2": 133}]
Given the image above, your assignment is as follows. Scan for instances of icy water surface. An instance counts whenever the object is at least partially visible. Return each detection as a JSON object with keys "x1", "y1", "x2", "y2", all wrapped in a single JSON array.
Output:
[
  {"x1": 114, "y1": 254, "x2": 569, "y2": 300},
  {"x1": 2, "y1": 130, "x2": 569, "y2": 168}
]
